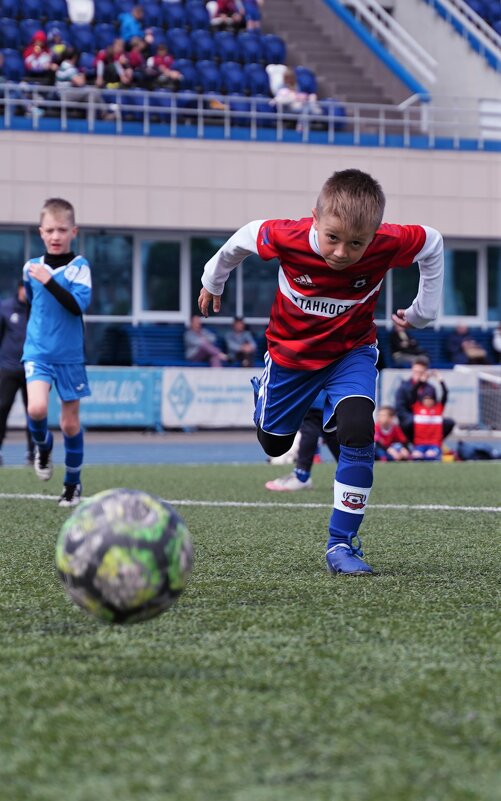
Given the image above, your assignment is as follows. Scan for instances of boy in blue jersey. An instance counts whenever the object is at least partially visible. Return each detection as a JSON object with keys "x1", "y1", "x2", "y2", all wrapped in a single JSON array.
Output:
[{"x1": 22, "y1": 198, "x2": 92, "y2": 507}]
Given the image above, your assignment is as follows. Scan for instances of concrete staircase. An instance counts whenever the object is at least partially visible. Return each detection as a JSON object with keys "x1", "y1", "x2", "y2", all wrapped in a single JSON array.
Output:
[{"x1": 261, "y1": 0, "x2": 414, "y2": 104}]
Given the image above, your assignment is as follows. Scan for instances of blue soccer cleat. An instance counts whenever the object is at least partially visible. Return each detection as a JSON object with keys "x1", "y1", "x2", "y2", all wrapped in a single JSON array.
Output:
[{"x1": 326, "y1": 533, "x2": 373, "y2": 576}]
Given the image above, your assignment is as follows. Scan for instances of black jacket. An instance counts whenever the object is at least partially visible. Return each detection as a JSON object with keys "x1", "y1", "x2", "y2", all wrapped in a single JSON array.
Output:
[{"x1": 0, "y1": 294, "x2": 28, "y2": 371}]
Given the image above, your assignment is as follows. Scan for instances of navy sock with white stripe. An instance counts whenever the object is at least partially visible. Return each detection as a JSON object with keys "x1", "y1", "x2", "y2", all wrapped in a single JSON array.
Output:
[{"x1": 63, "y1": 430, "x2": 84, "y2": 486}]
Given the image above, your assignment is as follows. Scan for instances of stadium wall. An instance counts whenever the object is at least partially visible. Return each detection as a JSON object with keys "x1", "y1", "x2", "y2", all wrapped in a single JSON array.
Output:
[{"x1": 0, "y1": 133, "x2": 500, "y2": 238}]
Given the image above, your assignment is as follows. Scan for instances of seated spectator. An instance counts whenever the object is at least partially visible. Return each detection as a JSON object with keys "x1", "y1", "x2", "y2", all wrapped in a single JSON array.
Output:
[
  {"x1": 374, "y1": 405, "x2": 411, "y2": 462},
  {"x1": 395, "y1": 356, "x2": 455, "y2": 445},
  {"x1": 224, "y1": 316, "x2": 257, "y2": 367},
  {"x1": 492, "y1": 322, "x2": 501, "y2": 364},
  {"x1": 446, "y1": 324, "x2": 489, "y2": 365},
  {"x1": 410, "y1": 376, "x2": 448, "y2": 461},
  {"x1": 208, "y1": 0, "x2": 245, "y2": 31},
  {"x1": 270, "y1": 66, "x2": 322, "y2": 127},
  {"x1": 241, "y1": 0, "x2": 264, "y2": 30},
  {"x1": 48, "y1": 28, "x2": 68, "y2": 67},
  {"x1": 55, "y1": 47, "x2": 115, "y2": 119},
  {"x1": 145, "y1": 43, "x2": 183, "y2": 90},
  {"x1": 95, "y1": 39, "x2": 133, "y2": 89},
  {"x1": 23, "y1": 31, "x2": 54, "y2": 84},
  {"x1": 119, "y1": 5, "x2": 145, "y2": 44},
  {"x1": 126, "y1": 37, "x2": 148, "y2": 86},
  {"x1": 184, "y1": 315, "x2": 228, "y2": 367},
  {"x1": 390, "y1": 323, "x2": 428, "y2": 366}
]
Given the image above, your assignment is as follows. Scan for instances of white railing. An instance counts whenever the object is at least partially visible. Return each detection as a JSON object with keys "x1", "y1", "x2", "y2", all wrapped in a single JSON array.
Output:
[
  {"x1": 338, "y1": 0, "x2": 438, "y2": 85},
  {"x1": 2, "y1": 84, "x2": 501, "y2": 147}
]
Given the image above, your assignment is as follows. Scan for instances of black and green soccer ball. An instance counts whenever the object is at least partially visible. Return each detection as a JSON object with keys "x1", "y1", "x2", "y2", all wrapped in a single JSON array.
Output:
[{"x1": 56, "y1": 488, "x2": 193, "y2": 624}]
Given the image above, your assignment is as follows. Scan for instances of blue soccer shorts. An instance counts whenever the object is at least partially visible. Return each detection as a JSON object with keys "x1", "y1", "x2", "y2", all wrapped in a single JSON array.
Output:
[
  {"x1": 254, "y1": 345, "x2": 379, "y2": 436},
  {"x1": 24, "y1": 360, "x2": 91, "y2": 402}
]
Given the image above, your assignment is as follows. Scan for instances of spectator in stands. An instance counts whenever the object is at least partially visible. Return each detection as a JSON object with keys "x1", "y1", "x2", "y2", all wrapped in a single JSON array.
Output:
[
  {"x1": 492, "y1": 322, "x2": 501, "y2": 363},
  {"x1": 145, "y1": 43, "x2": 183, "y2": 90},
  {"x1": 95, "y1": 40, "x2": 133, "y2": 89},
  {"x1": 55, "y1": 47, "x2": 115, "y2": 120},
  {"x1": 48, "y1": 28, "x2": 68, "y2": 67},
  {"x1": 395, "y1": 356, "x2": 455, "y2": 444},
  {"x1": 241, "y1": 0, "x2": 264, "y2": 30},
  {"x1": 126, "y1": 37, "x2": 148, "y2": 86},
  {"x1": 119, "y1": 5, "x2": 145, "y2": 44},
  {"x1": 224, "y1": 316, "x2": 257, "y2": 367},
  {"x1": 390, "y1": 321, "x2": 427, "y2": 366},
  {"x1": 207, "y1": 0, "x2": 245, "y2": 30},
  {"x1": 446, "y1": 324, "x2": 489, "y2": 365},
  {"x1": 374, "y1": 405, "x2": 410, "y2": 462},
  {"x1": 0, "y1": 281, "x2": 34, "y2": 467},
  {"x1": 265, "y1": 392, "x2": 340, "y2": 491},
  {"x1": 270, "y1": 67, "x2": 322, "y2": 128},
  {"x1": 185, "y1": 315, "x2": 228, "y2": 367},
  {"x1": 410, "y1": 376, "x2": 448, "y2": 461},
  {"x1": 23, "y1": 31, "x2": 54, "y2": 84}
]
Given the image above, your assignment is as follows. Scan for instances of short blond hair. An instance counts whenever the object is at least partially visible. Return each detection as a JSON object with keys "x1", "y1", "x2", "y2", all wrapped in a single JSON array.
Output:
[
  {"x1": 40, "y1": 197, "x2": 76, "y2": 226},
  {"x1": 316, "y1": 169, "x2": 385, "y2": 232}
]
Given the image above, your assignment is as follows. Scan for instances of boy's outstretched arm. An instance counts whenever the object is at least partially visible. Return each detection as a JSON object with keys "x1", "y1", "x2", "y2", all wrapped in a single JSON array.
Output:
[
  {"x1": 199, "y1": 220, "x2": 264, "y2": 317},
  {"x1": 393, "y1": 226, "x2": 444, "y2": 330}
]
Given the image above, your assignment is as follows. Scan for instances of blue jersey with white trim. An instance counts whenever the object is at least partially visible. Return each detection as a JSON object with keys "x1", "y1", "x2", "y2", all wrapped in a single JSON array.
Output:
[{"x1": 22, "y1": 255, "x2": 92, "y2": 364}]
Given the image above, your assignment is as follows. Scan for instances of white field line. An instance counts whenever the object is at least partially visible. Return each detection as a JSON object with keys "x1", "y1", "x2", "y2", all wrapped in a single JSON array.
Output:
[{"x1": 0, "y1": 493, "x2": 499, "y2": 513}]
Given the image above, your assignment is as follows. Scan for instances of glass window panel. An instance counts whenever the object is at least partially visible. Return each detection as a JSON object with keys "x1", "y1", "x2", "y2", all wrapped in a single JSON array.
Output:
[
  {"x1": 392, "y1": 264, "x2": 420, "y2": 314},
  {"x1": 487, "y1": 246, "x2": 501, "y2": 322},
  {"x1": 443, "y1": 249, "x2": 478, "y2": 316},
  {"x1": 140, "y1": 240, "x2": 181, "y2": 312},
  {"x1": 242, "y1": 254, "x2": 279, "y2": 319},
  {"x1": 0, "y1": 230, "x2": 25, "y2": 299},
  {"x1": 85, "y1": 321, "x2": 132, "y2": 366},
  {"x1": 84, "y1": 233, "x2": 133, "y2": 315},
  {"x1": 190, "y1": 237, "x2": 236, "y2": 317}
]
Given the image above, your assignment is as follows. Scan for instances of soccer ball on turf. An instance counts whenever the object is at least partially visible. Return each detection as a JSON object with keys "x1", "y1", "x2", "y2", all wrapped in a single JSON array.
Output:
[{"x1": 55, "y1": 488, "x2": 193, "y2": 624}]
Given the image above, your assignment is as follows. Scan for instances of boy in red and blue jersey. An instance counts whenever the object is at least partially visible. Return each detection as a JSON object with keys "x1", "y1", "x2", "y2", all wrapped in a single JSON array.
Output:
[{"x1": 198, "y1": 169, "x2": 444, "y2": 575}]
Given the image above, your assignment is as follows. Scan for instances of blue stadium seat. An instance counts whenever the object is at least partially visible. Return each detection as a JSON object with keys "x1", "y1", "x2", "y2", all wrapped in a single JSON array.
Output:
[
  {"x1": 45, "y1": 19, "x2": 71, "y2": 43},
  {"x1": 94, "y1": 22, "x2": 116, "y2": 51},
  {"x1": 220, "y1": 60, "x2": 245, "y2": 94},
  {"x1": 195, "y1": 59, "x2": 221, "y2": 92},
  {"x1": 93, "y1": 0, "x2": 116, "y2": 24},
  {"x1": 78, "y1": 50, "x2": 96, "y2": 80},
  {"x1": 237, "y1": 31, "x2": 265, "y2": 64},
  {"x1": 213, "y1": 29, "x2": 238, "y2": 62},
  {"x1": 172, "y1": 58, "x2": 197, "y2": 90},
  {"x1": 147, "y1": 26, "x2": 167, "y2": 47},
  {"x1": 44, "y1": 0, "x2": 68, "y2": 20},
  {"x1": 0, "y1": 18, "x2": 20, "y2": 49},
  {"x1": 295, "y1": 65, "x2": 317, "y2": 94},
  {"x1": 0, "y1": 0, "x2": 20, "y2": 19},
  {"x1": 190, "y1": 28, "x2": 215, "y2": 61},
  {"x1": 70, "y1": 23, "x2": 95, "y2": 52},
  {"x1": 243, "y1": 62, "x2": 270, "y2": 96},
  {"x1": 1, "y1": 47, "x2": 24, "y2": 80},
  {"x1": 20, "y1": 0, "x2": 43, "y2": 18},
  {"x1": 115, "y1": 0, "x2": 133, "y2": 12},
  {"x1": 162, "y1": 2, "x2": 186, "y2": 29},
  {"x1": 262, "y1": 33, "x2": 286, "y2": 65},
  {"x1": 166, "y1": 27, "x2": 193, "y2": 59},
  {"x1": 142, "y1": 1, "x2": 162, "y2": 29},
  {"x1": 186, "y1": 0, "x2": 211, "y2": 30},
  {"x1": 19, "y1": 18, "x2": 44, "y2": 47}
]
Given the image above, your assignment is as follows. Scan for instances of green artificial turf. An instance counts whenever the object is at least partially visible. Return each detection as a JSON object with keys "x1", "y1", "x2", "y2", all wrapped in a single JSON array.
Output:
[{"x1": 0, "y1": 462, "x2": 500, "y2": 801}]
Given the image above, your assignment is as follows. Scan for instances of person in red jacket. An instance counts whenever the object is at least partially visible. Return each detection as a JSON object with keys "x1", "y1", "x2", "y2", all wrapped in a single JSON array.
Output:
[
  {"x1": 411, "y1": 372, "x2": 448, "y2": 461},
  {"x1": 374, "y1": 405, "x2": 411, "y2": 461}
]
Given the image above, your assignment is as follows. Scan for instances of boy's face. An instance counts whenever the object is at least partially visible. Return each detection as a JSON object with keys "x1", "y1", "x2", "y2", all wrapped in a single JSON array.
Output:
[
  {"x1": 422, "y1": 396, "x2": 435, "y2": 407},
  {"x1": 39, "y1": 211, "x2": 77, "y2": 255},
  {"x1": 377, "y1": 409, "x2": 392, "y2": 426},
  {"x1": 312, "y1": 209, "x2": 375, "y2": 270}
]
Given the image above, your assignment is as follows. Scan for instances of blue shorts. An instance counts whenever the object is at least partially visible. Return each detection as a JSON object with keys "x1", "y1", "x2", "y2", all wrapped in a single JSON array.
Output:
[
  {"x1": 24, "y1": 360, "x2": 91, "y2": 402},
  {"x1": 413, "y1": 444, "x2": 442, "y2": 461},
  {"x1": 254, "y1": 345, "x2": 378, "y2": 436}
]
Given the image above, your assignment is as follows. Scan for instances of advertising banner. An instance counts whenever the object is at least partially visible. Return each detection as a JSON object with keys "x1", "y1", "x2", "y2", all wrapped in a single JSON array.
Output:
[{"x1": 161, "y1": 368, "x2": 256, "y2": 428}]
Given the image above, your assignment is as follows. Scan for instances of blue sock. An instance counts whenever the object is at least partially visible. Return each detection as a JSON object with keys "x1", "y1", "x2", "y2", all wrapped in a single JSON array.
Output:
[
  {"x1": 28, "y1": 416, "x2": 53, "y2": 453},
  {"x1": 327, "y1": 443, "x2": 374, "y2": 549},
  {"x1": 63, "y1": 430, "x2": 84, "y2": 486},
  {"x1": 294, "y1": 468, "x2": 311, "y2": 483}
]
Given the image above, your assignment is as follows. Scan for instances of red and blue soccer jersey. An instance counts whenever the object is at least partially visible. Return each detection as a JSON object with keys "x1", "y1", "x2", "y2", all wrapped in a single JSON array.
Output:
[
  {"x1": 202, "y1": 217, "x2": 443, "y2": 371},
  {"x1": 412, "y1": 401, "x2": 444, "y2": 446}
]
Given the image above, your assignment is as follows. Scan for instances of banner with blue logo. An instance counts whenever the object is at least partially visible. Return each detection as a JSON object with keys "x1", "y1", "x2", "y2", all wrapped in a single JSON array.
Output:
[
  {"x1": 161, "y1": 368, "x2": 256, "y2": 428},
  {"x1": 48, "y1": 367, "x2": 162, "y2": 428}
]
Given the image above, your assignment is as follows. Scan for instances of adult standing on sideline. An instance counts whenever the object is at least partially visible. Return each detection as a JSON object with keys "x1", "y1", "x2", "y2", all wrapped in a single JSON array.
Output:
[{"x1": 0, "y1": 281, "x2": 34, "y2": 466}]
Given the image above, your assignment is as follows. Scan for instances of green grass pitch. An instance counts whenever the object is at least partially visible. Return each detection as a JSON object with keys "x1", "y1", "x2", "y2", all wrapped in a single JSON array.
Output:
[{"x1": 0, "y1": 461, "x2": 500, "y2": 801}]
